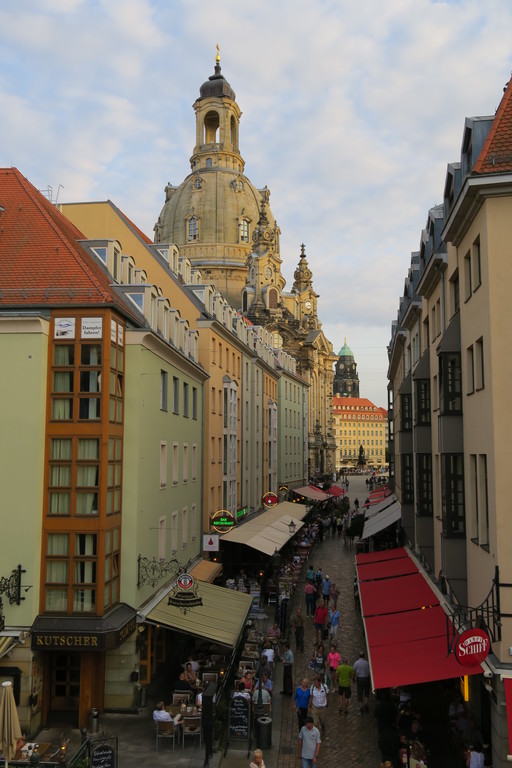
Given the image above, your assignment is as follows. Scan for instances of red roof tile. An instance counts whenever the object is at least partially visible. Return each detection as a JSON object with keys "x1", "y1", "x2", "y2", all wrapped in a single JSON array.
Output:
[
  {"x1": 473, "y1": 77, "x2": 512, "y2": 175},
  {"x1": 0, "y1": 167, "x2": 139, "y2": 320}
]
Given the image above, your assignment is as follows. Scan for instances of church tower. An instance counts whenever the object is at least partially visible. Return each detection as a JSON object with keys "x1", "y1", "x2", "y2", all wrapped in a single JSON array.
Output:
[
  {"x1": 333, "y1": 340, "x2": 360, "y2": 397},
  {"x1": 154, "y1": 48, "x2": 280, "y2": 309}
]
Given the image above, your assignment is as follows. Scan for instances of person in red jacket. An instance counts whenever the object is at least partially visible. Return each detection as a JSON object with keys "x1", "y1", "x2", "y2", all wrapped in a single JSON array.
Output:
[{"x1": 314, "y1": 602, "x2": 328, "y2": 643}]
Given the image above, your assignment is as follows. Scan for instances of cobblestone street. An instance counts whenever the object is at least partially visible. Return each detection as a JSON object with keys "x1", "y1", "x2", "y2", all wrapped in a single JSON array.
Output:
[{"x1": 277, "y1": 475, "x2": 381, "y2": 768}]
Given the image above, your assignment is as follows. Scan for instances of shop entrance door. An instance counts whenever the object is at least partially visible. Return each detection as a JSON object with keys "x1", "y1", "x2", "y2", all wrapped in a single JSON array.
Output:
[{"x1": 50, "y1": 652, "x2": 81, "y2": 711}]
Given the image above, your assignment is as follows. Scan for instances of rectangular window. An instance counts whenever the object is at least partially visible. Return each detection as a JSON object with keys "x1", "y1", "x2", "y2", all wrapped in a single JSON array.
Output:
[
  {"x1": 466, "y1": 346, "x2": 474, "y2": 394},
  {"x1": 414, "y1": 379, "x2": 430, "y2": 427},
  {"x1": 183, "y1": 444, "x2": 189, "y2": 483},
  {"x1": 171, "y1": 512, "x2": 178, "y2": 554},
  {"x1": 472, "y1": 237, "x2": 482, "y2": 290},
  {"x1": 192, "y1": 387, "x2": 198, "y2": 419},
  {"x1": 192, "y1": 444, "x2": 197, "y2": 481},
  {"x1": 400, "y1": 394, "x2": 412, "y2": 431},
  {"x1": 160, "y1": 441, "x2": 167, "y2": 487},
  {"x1": 475, "y1": 338, "x2": 484, "y2": 390},
  {"x1": 416, "y1": 454, "x2": 432, "y2": 515},
  {"x1": 173, "y1": 376, "x2": 179, "y2": 414},
  {"x1": 158, "y1": 516, "x2": 166, "y2": 560},
  {"x1": 451, "y1": 270, "x2": 460, "y2": 315},
  {"x1": 464, "y1": 252, "x2": 472, "y2": 301},
  {"x1": 401, "y1": 454, "x2": 414, "y2": 503},
  {"x1": 479, "y1": 454, "x2": 489, "y2": 548},
  {"x1": 182, "y1": 508, "x2": 188, "y2": 548},
  {"x1": 183, "y1": 382, "x2": 189, "y2": 418},
  {"x1": 172, "y1": 443, "x2": 179, "y2": 485},
  {"x1": 160, "y1": 370, "x2": 168, "y2": 411},
  {"x1": 469, "y1": 454, "x2": 478, "y2": 542},
  {"x1": 439, "y1": 352, "x2": 462, "y2": 414},
  {"x1": 441, "y1": 453, "x2": 465, "y2": 536}
]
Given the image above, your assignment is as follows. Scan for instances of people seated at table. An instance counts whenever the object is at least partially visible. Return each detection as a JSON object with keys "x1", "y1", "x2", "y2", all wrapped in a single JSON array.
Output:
[
  {"x1": 184, "y1": 661, "x2": 197, "y2": 685},
  {"x1": 252, "y1": 685, "x2": 271, "y2": 706},
  {"x1": 184, "y1": 654, "x2": 200, "y2": 673},
  {"x1": 254, "y1": 672, "x2": 273, "y2": 696},
  {"x1": 174, "y1": 671, "x2": 192, "y2": 693},
  {"x1": 241, "y1": 671, "x2": 254, "y2": 690},
  {"x1": 262, "y1": 643, "x2": 275, "y2": 667},
  {"x1": 234, "y1": 682, "x2": 251, "y2": 700},
  {"x1": 256, "y1": 655, "x2": 272, "y2": 679},
  {"x1": 266, "y1": 622, "x2": 281, "y2": 640},
  {"x1": 153, "y1": 701, "x2": 172, "y2": 722}
]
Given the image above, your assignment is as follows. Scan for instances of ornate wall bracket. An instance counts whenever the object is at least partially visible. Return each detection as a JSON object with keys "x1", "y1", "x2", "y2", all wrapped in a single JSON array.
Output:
[
  {"x1": 137, "y1": 555, "x2": 181, "y2": 589},
  {"x1": 0, "y1": 564, "x2": 26, "y2": 632}
]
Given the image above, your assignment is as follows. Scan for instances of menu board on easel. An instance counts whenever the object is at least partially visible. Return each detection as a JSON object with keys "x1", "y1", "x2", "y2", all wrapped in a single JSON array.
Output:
[{"x1": 227, "y1": 695, "x2": 250, "y2": 754}]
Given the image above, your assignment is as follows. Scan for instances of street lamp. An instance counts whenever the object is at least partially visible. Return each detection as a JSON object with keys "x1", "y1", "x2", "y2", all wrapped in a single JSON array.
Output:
[
  {"x1": 254, "y1": 612, "x2": 268, "y2": 719},
  {"x1": 271, "y1": 549, "x2": 282, "y2": 624},
  {"x1": 288, "y1": 519, "x2": 296, "y2": 536}
]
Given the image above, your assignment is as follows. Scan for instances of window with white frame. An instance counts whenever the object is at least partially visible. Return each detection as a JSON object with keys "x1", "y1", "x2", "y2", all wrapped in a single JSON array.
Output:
[
  {"x1": 183, "y1": 444, "x2": 189, "y2": 483},
  {"x1": 160, "y1": 441, "x2": 167, "y2": 488},
  {"x1": 172, "y1": 443, "x2": 179, "y2": 485},
  {"x1": 182, "y1": 508, "x2": 188, "y2": 548},
  {"x1": 160, "y1": 370, "x2": 168, "y2": 411},
  {"x1": 158, "y1": 516, "x2": 166, "y2": 560}
]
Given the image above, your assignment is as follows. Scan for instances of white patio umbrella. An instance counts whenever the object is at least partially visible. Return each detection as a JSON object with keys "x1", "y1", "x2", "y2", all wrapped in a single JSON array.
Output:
[{"x1": 0, "y1": 681, "x2": 22, "y2": 767}]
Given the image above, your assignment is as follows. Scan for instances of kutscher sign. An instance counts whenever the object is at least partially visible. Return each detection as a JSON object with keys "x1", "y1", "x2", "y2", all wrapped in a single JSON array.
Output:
[{"x1": 455, "y1": 628, "x2": 490, "y2": 667}]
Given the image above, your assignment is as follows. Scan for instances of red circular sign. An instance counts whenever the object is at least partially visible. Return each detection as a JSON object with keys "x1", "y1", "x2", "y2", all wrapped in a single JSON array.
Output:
[
  {"x1": 455, "y1": 628, "x2": 490, "y2": 666},
  {"x1": 262, "y1": 492, "x2": 278, "y2": 509},
  {"x1": 177, "y1": 573, "x2": 194, "y2": 591}
]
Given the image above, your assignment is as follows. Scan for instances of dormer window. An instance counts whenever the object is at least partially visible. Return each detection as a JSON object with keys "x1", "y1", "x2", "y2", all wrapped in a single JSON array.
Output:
[{"x1": 91, "y1": 247, "x2": 107, "y2": 264}]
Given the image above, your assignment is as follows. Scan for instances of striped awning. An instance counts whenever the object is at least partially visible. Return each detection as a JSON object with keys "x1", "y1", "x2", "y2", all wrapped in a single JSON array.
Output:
[{"x1": 0, "y1": 636, "x2": 17, "y2": 660}]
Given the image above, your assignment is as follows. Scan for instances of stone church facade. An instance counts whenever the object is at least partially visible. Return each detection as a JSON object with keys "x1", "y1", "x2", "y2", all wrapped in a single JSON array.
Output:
[{"x1": 154, "y1": 52, "x2": 336, "y2": 476}]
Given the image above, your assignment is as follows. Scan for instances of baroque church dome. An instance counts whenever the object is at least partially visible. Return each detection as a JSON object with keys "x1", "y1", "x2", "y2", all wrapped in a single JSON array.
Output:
[{"x1": 154, "y1": 53, "x2": 279, "y2": 309}]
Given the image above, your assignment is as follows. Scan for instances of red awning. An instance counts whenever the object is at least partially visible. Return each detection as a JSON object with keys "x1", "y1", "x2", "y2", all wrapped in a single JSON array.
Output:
[
  {"x1": 504, "y1": 678, "x2": 512, "y2": 759},
  {"x1": 328, "y1": 484, "x2": 345, "y2": 497},
  {"x1": 357, "y1": 556, "x2": 418, "y2": 582},
  {"x1": 359, "y1": 573, "x2": 439, "y2": 616},
  {"x1": 356, "y1": 547, "x2": 485, "y2": 690}
]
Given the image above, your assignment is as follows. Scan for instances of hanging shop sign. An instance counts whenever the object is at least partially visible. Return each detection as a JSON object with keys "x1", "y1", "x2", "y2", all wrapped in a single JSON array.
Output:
[
  {"x1": 262, "y1": 491, "x2": 278, "y2": 509},
  {"x1": 455, "y1": 628, "x2": 490, "y2": 666},
  {"x1": 211, "y1": 509, "x2": 236, "y2": 533},
  {"x1": 167, "y1": 573, "x2": 203, "y2": 614}
]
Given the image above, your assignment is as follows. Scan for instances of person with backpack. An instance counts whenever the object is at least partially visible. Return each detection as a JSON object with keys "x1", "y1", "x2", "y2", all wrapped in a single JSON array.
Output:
[{"x1": 308, "y1": 675, "x2": 329, "y2": 735}]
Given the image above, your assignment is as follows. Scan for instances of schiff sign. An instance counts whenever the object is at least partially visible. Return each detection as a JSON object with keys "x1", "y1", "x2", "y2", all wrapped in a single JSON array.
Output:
[{"x1": 455, "y1": 628, "x2": 490, "y2": 666}]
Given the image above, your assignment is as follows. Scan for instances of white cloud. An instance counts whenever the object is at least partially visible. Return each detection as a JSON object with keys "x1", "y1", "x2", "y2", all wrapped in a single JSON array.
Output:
[{"x1": 1, "y1": 0, "x2": 512, "y2": 406}]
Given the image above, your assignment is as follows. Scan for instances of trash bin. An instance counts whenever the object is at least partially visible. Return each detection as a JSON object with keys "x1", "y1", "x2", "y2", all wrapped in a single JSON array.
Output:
[
  {"x1": 256, "y1": 716, "x2": 272, "y2": 749},
  {"x1": 89, "y1": 707, "x2": 99, "y2": 734}
]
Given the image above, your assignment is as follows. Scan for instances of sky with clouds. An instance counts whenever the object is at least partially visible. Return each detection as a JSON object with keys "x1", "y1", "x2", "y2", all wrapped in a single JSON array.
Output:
[{"x1": 2, "y1": 0, "x2": 512, "y2": 407}]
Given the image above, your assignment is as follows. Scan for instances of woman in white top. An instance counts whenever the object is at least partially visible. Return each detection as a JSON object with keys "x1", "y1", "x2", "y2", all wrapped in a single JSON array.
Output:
[{"x1": 466, "y1": 742, "x2": 485, "y2": 768}]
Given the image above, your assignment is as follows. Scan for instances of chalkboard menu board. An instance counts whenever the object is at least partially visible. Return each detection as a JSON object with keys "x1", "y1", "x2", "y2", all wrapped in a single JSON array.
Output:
[
  {"x1": 228, "y1": 695, "x2": 250, "y2": 742},
  {"x1": 91, "y1": 743, "x2": 116, "y2": 768}
]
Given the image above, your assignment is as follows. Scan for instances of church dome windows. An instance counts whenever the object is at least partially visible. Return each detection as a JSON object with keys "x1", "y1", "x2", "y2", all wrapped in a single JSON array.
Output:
[
  {"x1": 204, "y1": 110, "x2": 220, "y2": 144},
  {"x1": 206, "y1": 158, "x2": 213, "y2": 168},
  {"x1": 239, "y1": 218, "x2": 249, "y2": 243},
  {"x1": 267, "y1": 287, "x2": 278, "y2": 309},
  {"x1": 230, "y1": 115, "x2": 238, "y2": 149},
  {"x1": 193, "y1": 177, "x2": 202, "y2": 189},
  {"x1": 187, "y1": 215, "x2": 199, "y2": 242}
]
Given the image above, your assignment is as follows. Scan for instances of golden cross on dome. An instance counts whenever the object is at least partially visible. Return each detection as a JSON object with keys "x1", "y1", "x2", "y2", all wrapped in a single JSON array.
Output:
[{"x1": 216, "y1": 44, "x2": 220, "y2": 63}]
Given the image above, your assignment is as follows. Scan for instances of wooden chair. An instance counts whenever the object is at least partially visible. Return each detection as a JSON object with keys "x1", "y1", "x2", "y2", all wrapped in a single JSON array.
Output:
[
  {"x1": 202, "y1": 672, "x2": 218, "y2": 686},
  {"x1": 182, "y1": 715, "x2": 202, "y2": 748},
  {"x1": 156, "y1": 720, "x2": 178, "y2": 751},
  {"x1": 172, "y1": 692, "x2": 191, "y2": 706}
]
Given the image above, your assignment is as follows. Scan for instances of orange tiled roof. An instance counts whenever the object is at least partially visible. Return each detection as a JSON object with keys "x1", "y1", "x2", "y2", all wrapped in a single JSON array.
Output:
[
  {"x1": 0, "y1": 167, "x2": 139, "y2": 319},
  {"x1": 473, "y1": 77, "x2": 512, "y2": 175},
  {"x1": 333, "y1": 395, "x2": 387, "y2": 415}
]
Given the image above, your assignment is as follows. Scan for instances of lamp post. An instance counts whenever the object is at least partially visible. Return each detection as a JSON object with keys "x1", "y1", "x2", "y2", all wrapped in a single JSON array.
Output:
[
  {"x1": 254, "y1": 612, "x2": 268, "y2": 719},
  {"x1": 271, "y1": 549, "x2": 282, "y2": 625}
]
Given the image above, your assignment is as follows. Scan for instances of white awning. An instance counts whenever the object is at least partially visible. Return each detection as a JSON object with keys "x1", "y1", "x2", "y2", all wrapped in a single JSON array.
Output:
[
  {"x1": 361, "y1": 499, "x2": 401, "y2": 539},
  {"x1": 220, "y1": 501, "x2": 308, "y2": 556}
]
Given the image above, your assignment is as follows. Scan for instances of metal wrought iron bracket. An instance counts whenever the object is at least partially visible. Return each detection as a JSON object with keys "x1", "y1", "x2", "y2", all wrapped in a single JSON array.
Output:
[
  {"x1": 137, "y1": 555, "x2": 181, "y2": 589},
  {"x1": 0, "y1": 564, "x2": 26, "y2": 606},
  {"x1": 447, "y1": 565, "x2": 504, "y2": 652}
]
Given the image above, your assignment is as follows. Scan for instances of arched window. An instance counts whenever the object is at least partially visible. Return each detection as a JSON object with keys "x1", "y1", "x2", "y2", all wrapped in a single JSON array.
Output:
[
  {"x1": 204, "y1": 111, "x2": 219, "y2": 143},
  {"x1": 268, "y1": 288, "x2": 278, "y2": 309},
  {"x1": 188, "y1": 217, "x2": 198, "y2": 242},
  {"x1": 206, "y1": 158, "x2": 213, "y2": 168},
  {"x1": 242, "y1": 291, "x2": 248, "y2": 312},
  {"x1": 239, "y1": 219, "x2": 249, "y2": 243},
  {"x1": 193, "y1": 178, "x2": 201, "y2": 189}
]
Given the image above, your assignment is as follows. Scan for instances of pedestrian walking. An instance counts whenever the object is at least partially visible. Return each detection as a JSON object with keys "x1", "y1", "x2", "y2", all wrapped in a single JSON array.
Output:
[
  {"x1": 308, "y1": 675, "x2": 329, "y2": 735},
  {"x1": 329, "y1": 581, "x2": 339, "y2": 608},
  {"x1": 298, "y1": 716, "x2": 321, "y2": 768},
  {"x1": 326, "y1": 644, "x2": 340, "y2": 689},
  {"x1": 292, "y1": 607, "x2": 305, "y2": 651},
  {"x1": 353, "y1": 650, "x2": 371, "y2": 713},
  {"x1": 281, "y1": 642, "x2": 294, "y2": 695},
  {"x1": 250, "y1": 748, "x2": 266, "y2": 768},
  {"x1": 328, "y1": 603, "x2": 340, "y2": 643},
  {"x1": 305, "y1": 581, "x2": 317, "y2": 618},
  {"x1": 321, "y1": 574, "x2": 331, "y2": 605},
  {"x1": 314, "y1": 602, "x2": 328, "y2": 643},
  {"x1": 293, "y1": 678, "x2": 311, "y2": 732},
  {"x1": 336, "y1": 657, "x2": 354, "y2": 715}
]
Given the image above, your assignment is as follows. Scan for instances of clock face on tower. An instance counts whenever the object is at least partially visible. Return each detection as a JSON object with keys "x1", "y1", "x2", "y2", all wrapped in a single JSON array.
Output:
[
  {"x1": 305, "y1": 300, "x2": 312, "y2": 310},
  {"x1": 264, "y1": 266, "x2": 272, "y2": 279}
]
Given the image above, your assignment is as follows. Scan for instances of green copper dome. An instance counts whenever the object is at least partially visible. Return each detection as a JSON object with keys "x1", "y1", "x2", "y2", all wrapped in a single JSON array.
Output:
[{"x1": 338, "y1": 339, "x2": 354, "y2": 358}]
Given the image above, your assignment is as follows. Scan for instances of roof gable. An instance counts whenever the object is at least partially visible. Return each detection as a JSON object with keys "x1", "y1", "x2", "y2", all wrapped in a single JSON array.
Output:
[
  {"x1": 473, "y1": 77, "x2": 512, "y2": 175},
  {"x1": 0, "y1": 168, "x2": 138, "y2": 320}
]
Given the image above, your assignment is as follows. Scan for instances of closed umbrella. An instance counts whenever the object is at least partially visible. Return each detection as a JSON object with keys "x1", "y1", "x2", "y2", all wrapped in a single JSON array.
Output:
[{"x1": 0, "y1": 681, "x2": 22, "y2": 767}]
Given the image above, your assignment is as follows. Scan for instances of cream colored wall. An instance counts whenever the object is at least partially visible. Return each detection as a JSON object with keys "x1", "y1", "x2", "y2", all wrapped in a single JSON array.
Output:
[{"x1": 0, "y1": 318, "x2": 48, "y2": 627}]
